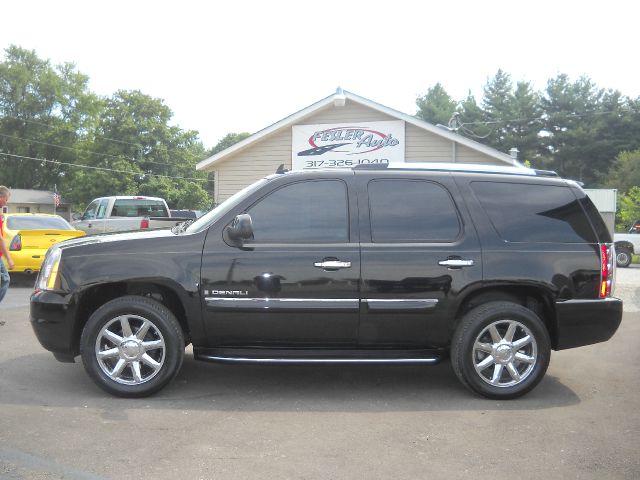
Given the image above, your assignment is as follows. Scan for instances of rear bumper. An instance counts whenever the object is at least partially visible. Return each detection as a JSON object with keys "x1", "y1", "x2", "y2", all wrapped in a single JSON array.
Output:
[
  {"x1": 554, "y1": 298, "x2": 623, "y2": 350},
  {"x1": 6, "y1": 250, "x2": 45, "y2": 272}
]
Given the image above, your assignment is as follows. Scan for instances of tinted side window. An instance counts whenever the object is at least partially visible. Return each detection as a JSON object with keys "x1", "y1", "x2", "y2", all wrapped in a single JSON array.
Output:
[
  {"x1": 248, "y1": 180, "x2": 349, "y2": 243},
  {"x1": 82, "y1": 200, "x2": 100, "y2": 220},
  {"x1": 368, "y1": 179, "x2": 461, "y2": 242},
  {"x1": 112, "y1": 199, "x2": 169, "y2": 217},
  {"x1": 470, "y1": 181, "x2": 597, "y2": 243},
  {"x1": 96, "y1": 200, "x2": 108, "y2": 219},
  {"x1": 579, "y1": 196, "x2": 611, "y2": 242}
]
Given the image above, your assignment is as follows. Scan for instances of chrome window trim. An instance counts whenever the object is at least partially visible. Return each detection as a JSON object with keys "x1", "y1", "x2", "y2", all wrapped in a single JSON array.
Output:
[
  {"x1": 204, "y1": 297, "x2": 439, "y2": 311},
  {"x1": 365, "y1": 299, "x2": 439, "y2": 311},
  {"x1": 204, "y1": 298, "x2": 359, "y2": 310}
]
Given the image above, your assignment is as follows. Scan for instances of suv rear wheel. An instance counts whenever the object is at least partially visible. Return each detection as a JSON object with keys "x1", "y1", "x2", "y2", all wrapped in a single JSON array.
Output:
[
  {"x1": 80, "y1": 296, "x2": 184, "y2": 397},
  {"x1": 451, "y1": 301, "x2": 551, "y2": 399}
]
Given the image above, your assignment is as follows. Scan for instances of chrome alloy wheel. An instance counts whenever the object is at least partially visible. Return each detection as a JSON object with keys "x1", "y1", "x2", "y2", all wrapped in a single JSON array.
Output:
[
  {"x1": 95, "y1": 315, "x2": 166, "y2": 385},
  {"x1": 472, "y1": 319, "x2": 538, "y2": 388}
]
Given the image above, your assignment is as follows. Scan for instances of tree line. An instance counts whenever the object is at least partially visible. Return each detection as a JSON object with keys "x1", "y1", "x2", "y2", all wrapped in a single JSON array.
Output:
[
  {"x1": 1, "y1": 46, "x2": 639, "y2": 224},
  {"x1": 417, "y1": 70, "x2": 640, "y2": 227},
  {"x1": 0, "y1": 45, "x2": 213, "y2": 210}
]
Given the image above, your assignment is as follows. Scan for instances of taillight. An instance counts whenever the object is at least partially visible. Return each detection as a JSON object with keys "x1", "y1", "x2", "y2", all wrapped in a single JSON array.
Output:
[
  {"x1": 9, "y1": 234, "x2": 21, "y2": 251},
  {"x1": 599, "y1": 244, "x2": 614, "y2": 298},
  {"x1": 140, "y1": 218, "x2": 150, "y2": 229}
]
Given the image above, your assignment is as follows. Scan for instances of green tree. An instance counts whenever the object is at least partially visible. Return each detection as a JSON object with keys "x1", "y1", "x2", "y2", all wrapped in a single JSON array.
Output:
[
  {"x1": 478, "y1": 71, "x2": 543, "y2": 163},
  {"x1": 617, "y1": 186, "x2": 640, "y2": 231},
  {"x1": 541, "y1": 74, "x2": 616, "y2": 185},
  {"x1": 506, "y1": 81, "x2": 542, "y2": 164},
  {"x1": 75, "y1": 90, "x2": 211, "y2": 209},
  {"x1": 208, "y1": 132, "x2": 251, "y2": 156},
  {"x1": 604, "y1": 149, "x2": 640, "y2": 193},
  {"x1": 456, "y1": 91, "x2": 491, "y2": 139},
  {"x1": 415, "y1": 83, "x2": 457, "y2": 126},
  {"x1": 0, "y1": 45, "x2": 99, "y2": 193}
]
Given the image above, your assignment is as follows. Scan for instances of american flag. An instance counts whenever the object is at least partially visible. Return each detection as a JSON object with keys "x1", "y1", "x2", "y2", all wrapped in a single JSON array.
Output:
[{"x1": 53, "y1": 192, "x2": 61, "y2": 207}]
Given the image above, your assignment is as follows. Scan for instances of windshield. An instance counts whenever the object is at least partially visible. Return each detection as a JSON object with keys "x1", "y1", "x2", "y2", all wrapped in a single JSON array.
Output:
[
  {"x1": 185, "y1": 178, "x2": 269, "y2": 233},
  {"x1": 7, "y1": 215, "x2": 73, "y2": 230}
]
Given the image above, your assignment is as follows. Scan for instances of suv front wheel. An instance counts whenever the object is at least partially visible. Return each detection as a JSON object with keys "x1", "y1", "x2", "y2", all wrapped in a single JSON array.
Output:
[
  {"x1": 80, "y1": 295, "x2": 185, "y2": 397},
  {"x1": 451, "y1": 301, "x2": 551, "y2": 399}
]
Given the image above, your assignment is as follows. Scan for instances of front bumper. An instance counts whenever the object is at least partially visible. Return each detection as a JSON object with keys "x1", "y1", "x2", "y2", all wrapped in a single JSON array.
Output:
[
  {"x1": 554, "y1": 297, "x2": 623, "y2": 350},
  {"x1": 30, "y1": 289, "x2": 78, "y2": 361}
]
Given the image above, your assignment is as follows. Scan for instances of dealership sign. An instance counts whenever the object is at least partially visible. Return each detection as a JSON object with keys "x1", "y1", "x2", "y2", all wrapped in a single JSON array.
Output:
[{"x1": 292, "y1": 121, "x2": 404, "y2": 170}]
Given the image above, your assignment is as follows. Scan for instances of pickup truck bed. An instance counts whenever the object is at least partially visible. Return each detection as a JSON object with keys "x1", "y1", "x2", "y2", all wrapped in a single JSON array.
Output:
[{"x1": 73, "y1": 196, "x2": 191, "y2": 235}]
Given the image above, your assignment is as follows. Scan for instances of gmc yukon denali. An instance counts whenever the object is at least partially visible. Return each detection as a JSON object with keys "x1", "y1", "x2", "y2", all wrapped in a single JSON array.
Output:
[{"x1": 30, "y1": 163, "x2": 623, "y2": 399}]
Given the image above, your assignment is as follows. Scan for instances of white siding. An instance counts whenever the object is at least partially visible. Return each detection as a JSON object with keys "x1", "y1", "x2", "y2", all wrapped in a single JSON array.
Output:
[
  {"x1": 405, "y1": 123, "x2": 456, "y2": 162},
  {"x1": 213, "y1": 100, "x2": 504, "y2": 202},
  {"x1": 455, "y1": 144, "x2": 503, "y2": 164},
  {"x1": 215, "y1": 128, "x2": 291, "y2": 202},
  {"x1": 585, "y1": 189, "x2": 617, "y2": 213}
]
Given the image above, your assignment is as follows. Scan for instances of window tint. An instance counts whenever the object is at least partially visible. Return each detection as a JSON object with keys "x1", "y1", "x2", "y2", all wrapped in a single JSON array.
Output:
[
  {"x1": 579, "y1": 196, "x2": 611, "y2": 243},
  {"x1": 112, "y1": 199, "x2": 169, "y2": 217},
  {"x1": 96, "y1": 200, "x2": 108, "y2": 220},
  {"x1": 7, "y1": 216, "x2": 73, "y2": 230},
  {"x1": 368, "y1": 180, "x2": 461, "y2": 242},
  {"x1": 248, "y1": 180, "x2": 348, "y2": 243},
  {"x1": 83, "y1": 200, "x2": 100, "y2": 220},
  {"x1": 471, "y1": 181, "x2": 597, "y2": 243}
]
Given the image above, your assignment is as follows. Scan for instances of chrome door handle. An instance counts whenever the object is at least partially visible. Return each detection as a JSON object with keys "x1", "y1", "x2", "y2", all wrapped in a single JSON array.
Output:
[
  {"x1": 314, "y1": 261, "x2": 352, "y2": 269},
  {"x1": 438, "y1": 259, "x2": 474, "y2": 268}
]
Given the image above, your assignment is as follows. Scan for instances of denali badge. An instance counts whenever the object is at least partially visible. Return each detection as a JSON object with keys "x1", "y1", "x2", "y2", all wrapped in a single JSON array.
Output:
[{"x1": 204, "y1": 290, "x2": 249, "y2": 296}]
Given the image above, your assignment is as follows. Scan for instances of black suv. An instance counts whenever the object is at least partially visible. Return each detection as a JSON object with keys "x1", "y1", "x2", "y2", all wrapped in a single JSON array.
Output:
[{"x1": 30, "y1": 163, "x2": 622, "y2": 399}]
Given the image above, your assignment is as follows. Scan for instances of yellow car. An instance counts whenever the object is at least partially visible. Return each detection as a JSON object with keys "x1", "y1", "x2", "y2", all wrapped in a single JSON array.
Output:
[{"x1": 1, "y1": 213, "x2": 86, "y2": 273}]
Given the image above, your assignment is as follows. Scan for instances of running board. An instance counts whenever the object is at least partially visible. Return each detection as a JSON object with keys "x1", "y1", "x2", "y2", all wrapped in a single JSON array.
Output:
[{"x1": 194, "y1": 348, "x2": 444, "y2": 365}]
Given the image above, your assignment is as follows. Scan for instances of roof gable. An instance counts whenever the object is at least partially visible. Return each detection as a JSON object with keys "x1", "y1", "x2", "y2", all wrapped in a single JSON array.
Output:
[
  {"x1": 8, "y1": 188, "x2": 64, "y2": 204},
  {"x1": 196, "y1": 89, "x2": 518, "y2": 171}
]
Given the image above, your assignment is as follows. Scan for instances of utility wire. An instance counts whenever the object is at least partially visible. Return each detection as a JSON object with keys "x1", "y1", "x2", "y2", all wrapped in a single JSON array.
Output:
[
  {"x1": 460, "y1": 109, "x2": 631, "y2": 126},
  {"x1": 0, "y1": 132, "x2": 180, "y2": 168},
  {"x1": 0, "y1": 114, "x2": 143, "y2": 148},
  {"x1": 0, "y1": 152, "x2": 213, "y2": 183}
]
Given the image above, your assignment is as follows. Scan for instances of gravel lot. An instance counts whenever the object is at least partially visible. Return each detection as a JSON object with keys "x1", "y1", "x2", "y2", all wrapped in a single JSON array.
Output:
[{"x1": 0, "y1": 267, "x2": 639, "y2": 480}]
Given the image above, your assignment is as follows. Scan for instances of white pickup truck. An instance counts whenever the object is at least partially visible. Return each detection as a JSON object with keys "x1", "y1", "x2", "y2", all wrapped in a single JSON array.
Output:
[
  {"x1": 614, "y1": 222, "x2": 640, "y2": 267},
  {"x1": 72, "y1": 196, "x2": 192, "y2": 235}
]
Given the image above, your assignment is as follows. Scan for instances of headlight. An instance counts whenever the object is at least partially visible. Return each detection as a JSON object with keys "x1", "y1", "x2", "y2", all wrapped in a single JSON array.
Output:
[{"x1": 36, "y1": 247, "x2": 62, "y2": 291}]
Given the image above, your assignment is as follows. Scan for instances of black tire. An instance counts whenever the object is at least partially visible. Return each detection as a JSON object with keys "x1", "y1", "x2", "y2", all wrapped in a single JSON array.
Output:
[
  {"x1": 80, "y1": 295, "x2": 184, "y2": 397},
  {"x1": 451, "y1": 301, "x2": 551, "y2": 400},
  {"x1": 616, "y1": 248, "x2": 632, "y2": 268}
]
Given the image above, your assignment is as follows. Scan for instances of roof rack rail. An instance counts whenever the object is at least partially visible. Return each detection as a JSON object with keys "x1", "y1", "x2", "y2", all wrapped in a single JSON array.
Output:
[
  {"x1": 352, "y1": 162, "x2": 546, "y2": 177},
  {"x1": 533, "y1": 169, "x2": 559, "y2": 177},
  {"x1": 275, "y1": 164, "x2": 288, "y2": 174},
  {"x1": 352, "y1": 163, "x2": 389, "y2": 170}
]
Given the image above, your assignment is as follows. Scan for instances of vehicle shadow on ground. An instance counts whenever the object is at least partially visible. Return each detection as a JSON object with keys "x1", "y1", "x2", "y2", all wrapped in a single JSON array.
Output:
[
  {"x1": 6, "y1": 272, "x2": 37, "y2": 288},
  {"x1": 0, "y1": 352, "x2": 580, "y2": 413}
]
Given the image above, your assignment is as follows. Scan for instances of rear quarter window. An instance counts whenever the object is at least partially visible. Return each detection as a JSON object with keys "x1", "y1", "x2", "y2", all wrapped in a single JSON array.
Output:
[
  {"x1": 470, "y1": 181, "x2": 598, "y2": 243},
  {"x1": 112, "y1": 199, "x2": 169, "y2": 217}
]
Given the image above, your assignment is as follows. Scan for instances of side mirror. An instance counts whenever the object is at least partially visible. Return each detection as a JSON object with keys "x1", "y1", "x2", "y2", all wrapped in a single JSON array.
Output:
[
  {"x1": 224, "y1": 213, "x2": 254, "y2": 247},
  {"x1": 71, "y1": 213, "x2": 81, "y2": 221}
]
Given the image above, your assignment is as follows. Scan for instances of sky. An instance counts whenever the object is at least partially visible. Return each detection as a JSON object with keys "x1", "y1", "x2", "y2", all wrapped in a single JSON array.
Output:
[{"x1": 1, "y1": 0, "x2": 639, "y2": 149}]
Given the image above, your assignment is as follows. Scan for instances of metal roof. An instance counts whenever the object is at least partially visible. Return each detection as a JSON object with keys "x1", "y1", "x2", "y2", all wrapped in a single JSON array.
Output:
[{"x1": 6, "y1": 188, "x2": 65, "y2": 204}]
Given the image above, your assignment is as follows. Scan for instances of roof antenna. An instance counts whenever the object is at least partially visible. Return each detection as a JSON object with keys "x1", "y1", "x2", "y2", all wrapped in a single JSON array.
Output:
[
  {"x1": 334, "y1": 86, "x2": 346, "y2": 107},
  {"x1": 275, "y1": 164, "x2": 288, "y2": 174}
]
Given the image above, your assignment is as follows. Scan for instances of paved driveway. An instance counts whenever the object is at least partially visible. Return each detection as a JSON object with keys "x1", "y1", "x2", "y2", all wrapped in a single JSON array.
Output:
[{"x1": 1, "y1": 268, "x2": 639, "y2": 479}]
